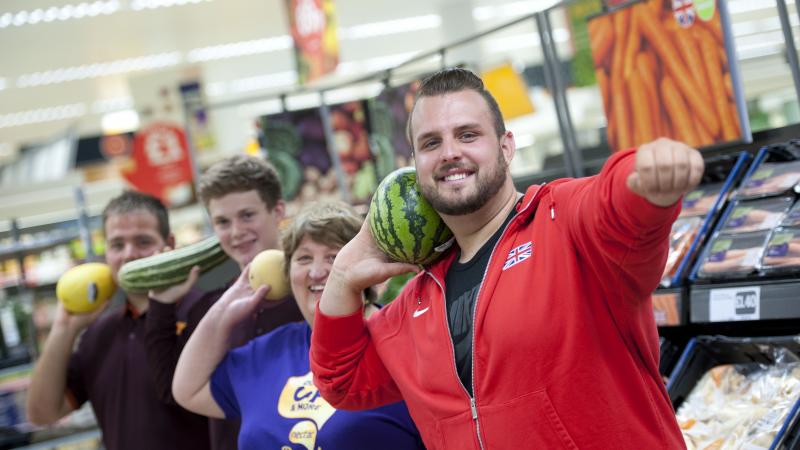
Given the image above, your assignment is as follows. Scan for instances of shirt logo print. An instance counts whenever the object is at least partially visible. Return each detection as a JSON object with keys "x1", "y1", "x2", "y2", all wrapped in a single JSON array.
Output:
[
  {"x1": 503, "y1": 241, "x2": 532, "y2": 271},
  {"x1": 412, "y1": 306, "x2": 430, "y2": 318}
]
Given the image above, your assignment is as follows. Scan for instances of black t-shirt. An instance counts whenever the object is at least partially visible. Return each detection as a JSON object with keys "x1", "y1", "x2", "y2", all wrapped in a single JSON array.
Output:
[{"x1": 445, "y1": 207, "x2": 517, "y2": 396}]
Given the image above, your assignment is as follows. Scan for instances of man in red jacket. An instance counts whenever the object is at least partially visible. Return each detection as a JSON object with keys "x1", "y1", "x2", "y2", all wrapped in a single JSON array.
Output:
[{"x1": 309, "y1": 67, "x2": 700, "y2": 449}]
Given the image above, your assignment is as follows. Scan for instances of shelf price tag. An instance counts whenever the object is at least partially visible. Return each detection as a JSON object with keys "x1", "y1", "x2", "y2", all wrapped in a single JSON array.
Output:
[{"x1": 709, "y1": 286, "x2": 761, "y2": 322}]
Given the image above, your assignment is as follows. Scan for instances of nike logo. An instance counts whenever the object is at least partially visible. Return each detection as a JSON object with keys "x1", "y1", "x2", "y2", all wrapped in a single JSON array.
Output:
[{"x1": 412, "y1": 307, "x2": 430, "y2": 318}]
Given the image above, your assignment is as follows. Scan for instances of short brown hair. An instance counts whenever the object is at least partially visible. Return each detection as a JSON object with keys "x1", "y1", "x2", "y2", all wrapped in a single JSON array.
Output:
[
  {"x1": 199, "y1": 155, "x2": 282, "y2": 210},
  {"x1": 102, "y1": 190, "x2": 170, "y2": 239},
  {"x1": 406, "y1": 67, "x2": 506, "y2": 147},
  {"x1": 281, "y1": 201, "x2": 376, "y2": 302}
]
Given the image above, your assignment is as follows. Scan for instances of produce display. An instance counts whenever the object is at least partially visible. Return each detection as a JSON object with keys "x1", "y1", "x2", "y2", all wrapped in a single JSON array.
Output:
[
  {"x1": 248, "y1": 249, "x2": 290, "y2": 300},
  {"x1": 736, "y1": 160, "x2": 800, "y2": 200},
  {"x1": 261, "y1": 101, "x2": 378, "y2": 211},
  {"x1": 718, "y1": 196, "x2": 793, "y2": 234},
  {"x1": 117, "y1": 235, "x2": 229, "y2": 293},
  {"x1": 761, "y1": 227, "x2": 800, "y2": 272},
  {"x1": 780, "y1": 201, "x2": 800, "y2": 227},
  {"x1": 588, "y1": 0, "x2": 743, "y2": 151},
  {"x1": 662, "y1": 216, "x2": 703, "y2": 286},
  {"x1": 679, "y1": 182, "x2": 725, "y2": 218},
  {"x1": 368, "y1": 167, "x2": 453, "y2": 265},
  {"x1": 56, "y1": 263, "x2": 116, "y2": 314},
  {"x1": 677, "y1": 362, "x2": 800, "y2": 449},
  {"x1": 697, "y1": 231, "x2": 770, "y2": 279}
]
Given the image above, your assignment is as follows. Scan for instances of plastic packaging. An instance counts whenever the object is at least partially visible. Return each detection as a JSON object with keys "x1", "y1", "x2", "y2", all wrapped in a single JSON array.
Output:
[
  {"x1": 718, "y1": 196, "x2": 794, "y2": 234},
  {"x1": 677, "y1": 357, "x2": 800, "y2": 450},
  {"x1": 781, "y1": 201, "x2": 800, "y2": 227},
  {"x1": 662, "y1": 216, "x2": 703, "y2": 286},
  {"x1": 736, "y1": 160, "x2": 800, "y2": 200},
  {"x1": 697, "y1": 231, "x2": 771, "y2": 279},
  {"x1": 760, "y1": 227, "x2": 800, "y2": 273},
  {"x1": 680, "y1": 182, "x2": 726, "y2": 218}
]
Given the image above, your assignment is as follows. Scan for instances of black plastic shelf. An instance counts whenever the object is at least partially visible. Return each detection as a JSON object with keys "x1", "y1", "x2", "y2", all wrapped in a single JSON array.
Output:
[{"x1": 690, "y1": 278, "x2": 800, "y2": 323}]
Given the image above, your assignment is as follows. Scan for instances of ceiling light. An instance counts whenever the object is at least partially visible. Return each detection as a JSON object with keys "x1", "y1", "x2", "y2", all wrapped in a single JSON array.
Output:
[
  {"x1": 0, "y1": 78, "x2": 6, "y2": 91},
  {"x1": 0, "y1": 0, "x2": 205, "y2": 29},
  {"x1": 16, "y1": 52, "x2": 182, "y2": 87},
  {"x1": 339, "y1": 15, "x2": 441, "y2": 40},
  {"x1": 187, "y1": 36, "x2": 293, "y2": 62},
  {"x1": 101, "y1": 109, "x2": 139, "y2": 133},
  {"x1": 92, "y1": 97, "x2": 134, "y2": 114},
  {"x1": 13, "y1": 11, "x2": 28, "y2": 26},
  {"x1": 473, "y1": 0, "x2": 560, "y2": 21},
  {"x1": 0, "y1": 103, "x2": 86, "y2": 129}
]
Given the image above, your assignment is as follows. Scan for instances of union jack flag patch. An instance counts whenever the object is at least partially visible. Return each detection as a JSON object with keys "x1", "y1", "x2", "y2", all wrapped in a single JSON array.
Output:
[
  {"x1": 503, "y1": 242, "x2": 533, "y2": 271},
  {"x1": 672, "y1": 0, "x2": 696, "y2": 28}
]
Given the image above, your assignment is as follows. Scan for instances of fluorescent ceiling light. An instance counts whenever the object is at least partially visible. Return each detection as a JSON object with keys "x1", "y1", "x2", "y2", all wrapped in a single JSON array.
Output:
[
  {"x1": 339, "y1": 15, "x2": 441, "y2": 40},
  {"x1": 0, "y1": 103, "x2": 86, "y2": 129},
  {"x1": 101, "y1": 109, "x2": 139, "y2": 133},
  {"x1": 473, "y1": 0, "x2": 560, "y2": 21},
  {"x1": 0, "y1": 0, "x2": 212, "y2": 29},
  {"x1": 335, "y1": 51, "x2": 419, "y2": 76},
  {"x1": 0, "y1": 78, "x2": 6, "y2": 91},
  {"x1": 91, "y1": 97, "x2": 134, "y2": 114},
  {"x1": 16, "y1": 52, "x2": 182, "y2": 87},
  {"x1": 131, "y1": 0, "x2": 210, "y2": 10},
  {"x1": 229, "y1": 71, "x2": 298, "y2": 95},
  {"x1": 187, "y1": 36, "x2": 293, "y2": 62}
]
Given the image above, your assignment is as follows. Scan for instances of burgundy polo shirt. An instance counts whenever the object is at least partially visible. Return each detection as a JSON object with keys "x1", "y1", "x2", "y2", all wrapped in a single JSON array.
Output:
[
  {"x1": 145, "y1": 287, "x2": 304, "y2": 450},
  {"x1": 67, "y1": 302, "x2": 211, "y2": 450}
]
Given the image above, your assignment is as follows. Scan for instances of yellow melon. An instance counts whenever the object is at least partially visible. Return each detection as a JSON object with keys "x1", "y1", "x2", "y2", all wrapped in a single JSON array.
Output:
[
  {"x1": 56, "y1": 263, "x2": 116, "y2": 314},
  {"x1": 248, "y1": 250, "x2": 291, "y2": 300}
]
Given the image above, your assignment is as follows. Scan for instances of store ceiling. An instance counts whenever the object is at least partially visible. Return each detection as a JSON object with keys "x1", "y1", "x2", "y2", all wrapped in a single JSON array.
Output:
[
  {"x1": 0, "y1": 0, "x2": 558, "y2": 159},
  {"x1": 0, "y1": 0, "x2": 798, "y2": 166}
]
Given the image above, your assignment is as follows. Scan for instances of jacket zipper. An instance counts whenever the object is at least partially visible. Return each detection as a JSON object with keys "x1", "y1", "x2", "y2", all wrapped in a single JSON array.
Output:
[{"x1": 425, "y1": 185, "x2": 547, "y2": 450}]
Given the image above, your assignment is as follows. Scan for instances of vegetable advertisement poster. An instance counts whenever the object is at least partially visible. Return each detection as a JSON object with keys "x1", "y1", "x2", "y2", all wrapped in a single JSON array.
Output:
[{"x1": 588, "y1": 0, "x2": 751, "y2": 151}]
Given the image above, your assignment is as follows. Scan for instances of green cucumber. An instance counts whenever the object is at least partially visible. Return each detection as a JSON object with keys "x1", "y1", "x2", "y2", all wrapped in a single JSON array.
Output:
[{"x1": 118, "y1": 235, "x2": 229, "y2": 293}]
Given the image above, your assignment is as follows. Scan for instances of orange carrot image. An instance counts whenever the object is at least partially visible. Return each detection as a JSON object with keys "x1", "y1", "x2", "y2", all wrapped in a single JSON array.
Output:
[
  {"x1": 612, "y1": 69, "x2": 632, "y2": 150},
  {"x1": 623, "y1": 5, "x2": 641, "y2": 79},
  {"x1": 662, "y1": 76, "x2": 700, "y2": 147},
  {"x1": 636, "y1": 5, "x2": 720, "y2": 137},
  {"x1": 695, "y1": 120, "x2": 714, "y2": 147},
  {"x1": 701, "y1": 11, "x2": 724, "y2": 45},
  {"x1": 674, "y1": 26, "x2": 712, "y2": 105},
  {"x1": 636, "y1": 52, "x2": 662, "y2": 137},
  {"x1": 697, "y1": 26, "x2": 737, "y2": 141},
  {"x1": 630, "y1": 72, "x2": 655, "y2": 143},
  {"x1": 589, "y1": 16, "x2": 614, "y2": 67},
  {"x1": 724, "y1": 72, "x2": 733, "y2": 99}
]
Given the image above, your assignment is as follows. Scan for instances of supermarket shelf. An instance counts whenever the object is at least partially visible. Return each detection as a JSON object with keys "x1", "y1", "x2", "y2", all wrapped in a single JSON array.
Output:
[
  {"x1": 0, "y1": 234, "x2": 78, "y2": 261},
  {"x1": 652, "y1": 288, "x2": 685, "y2": 327},
  {"x1": 690, "y1": 279, "x2": 800, "y2": 323}
]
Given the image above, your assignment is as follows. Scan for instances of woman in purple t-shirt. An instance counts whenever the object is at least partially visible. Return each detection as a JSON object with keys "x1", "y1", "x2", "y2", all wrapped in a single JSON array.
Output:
[{"x1": 172, "y1": 201, "x2": 424, "y2": 450}]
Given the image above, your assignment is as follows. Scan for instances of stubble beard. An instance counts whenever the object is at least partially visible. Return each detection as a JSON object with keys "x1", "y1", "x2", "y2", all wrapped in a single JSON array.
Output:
[{"x1": 421, "y1": 149, "x2": 508, "y2": 216}]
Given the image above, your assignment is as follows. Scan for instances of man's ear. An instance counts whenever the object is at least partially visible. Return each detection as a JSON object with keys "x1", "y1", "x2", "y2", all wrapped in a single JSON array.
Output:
[
  {"x1": 500, "y1": 130, "x2": 516, "y2": 164},
  {"x1": 166, "y1": 233, "x2": 176, "y2": 249}
]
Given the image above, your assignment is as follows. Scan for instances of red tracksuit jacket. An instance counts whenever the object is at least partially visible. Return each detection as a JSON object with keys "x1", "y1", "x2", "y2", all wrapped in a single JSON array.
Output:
[{"x1": 311, "y1": 150, "x2": 686, "y2": 449}]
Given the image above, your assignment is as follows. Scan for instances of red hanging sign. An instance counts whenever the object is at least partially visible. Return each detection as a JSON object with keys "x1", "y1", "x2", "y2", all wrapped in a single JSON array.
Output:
[{"x1": 122, "y1": 122, "x2": 195, "y2": 207}]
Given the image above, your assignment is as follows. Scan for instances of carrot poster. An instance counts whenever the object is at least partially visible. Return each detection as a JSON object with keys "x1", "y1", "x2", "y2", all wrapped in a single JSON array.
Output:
[{"x1": 588, "y1": 0, "x2": 750, "y2": 152}]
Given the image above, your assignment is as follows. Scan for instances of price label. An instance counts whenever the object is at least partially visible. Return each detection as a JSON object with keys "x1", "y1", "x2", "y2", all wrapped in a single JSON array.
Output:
[{"x1": 709, "y1": 286, "x2": 761, "y2": 322}]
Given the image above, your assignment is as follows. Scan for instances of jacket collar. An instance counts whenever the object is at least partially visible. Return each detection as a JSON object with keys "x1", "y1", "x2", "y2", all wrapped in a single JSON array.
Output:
[{"x1": 424, "y1": 183, "x2": 548, "y2": 279}]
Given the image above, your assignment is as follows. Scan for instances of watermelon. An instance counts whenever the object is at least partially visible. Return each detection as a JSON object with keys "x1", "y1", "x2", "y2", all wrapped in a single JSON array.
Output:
[{"x1": 368, "y1": 167, "x2": 453, "y2": 265}]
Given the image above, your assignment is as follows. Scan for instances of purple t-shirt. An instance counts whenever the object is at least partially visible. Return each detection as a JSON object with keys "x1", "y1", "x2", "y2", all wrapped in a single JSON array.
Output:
[{"x1": 210, "y1": 322, "x2": 424, "y2": 450}]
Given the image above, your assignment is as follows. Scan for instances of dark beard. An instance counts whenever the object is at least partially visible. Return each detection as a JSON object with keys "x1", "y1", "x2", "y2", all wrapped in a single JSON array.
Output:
[{"x1": 421, "y1": 150, "x2": 508, "y2": 216}]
